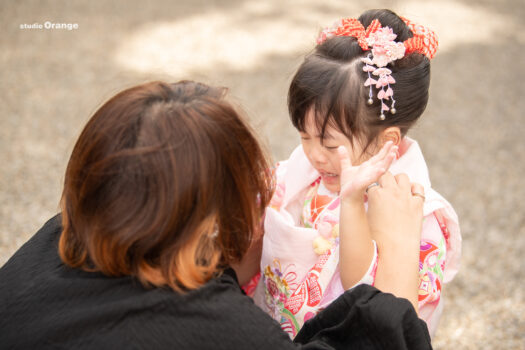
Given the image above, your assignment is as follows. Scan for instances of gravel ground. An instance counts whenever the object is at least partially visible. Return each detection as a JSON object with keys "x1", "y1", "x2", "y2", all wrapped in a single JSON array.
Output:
[{"x1": 1, "y1": 0, "x2": 524, "y2": 348}]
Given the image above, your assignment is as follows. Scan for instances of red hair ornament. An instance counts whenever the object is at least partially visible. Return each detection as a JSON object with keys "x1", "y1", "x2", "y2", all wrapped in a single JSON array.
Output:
[{"x1": 317, "y1": 17, "x2": 438, "y2": 120}]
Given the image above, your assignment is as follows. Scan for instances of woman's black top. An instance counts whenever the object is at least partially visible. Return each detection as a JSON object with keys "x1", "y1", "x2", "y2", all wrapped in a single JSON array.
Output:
[{"x1": 0, "y1": 215, "x2": 432, "y2": 349}]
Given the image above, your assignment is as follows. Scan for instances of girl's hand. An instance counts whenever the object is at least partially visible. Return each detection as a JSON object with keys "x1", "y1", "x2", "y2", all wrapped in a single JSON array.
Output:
[{"x1": 337, "y1": 141, "x2": 397, "y2": 202}]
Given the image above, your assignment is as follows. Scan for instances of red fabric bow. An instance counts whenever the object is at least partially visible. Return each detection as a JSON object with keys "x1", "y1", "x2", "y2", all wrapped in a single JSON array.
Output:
[
  {"x1": 402, "y1": 17, "x2": 439, "y2": 59},
  {"x1": 316, "y1": 17, "x2": 439, "y2": 60},
  {"x1": 328, "y1": 18, "x2": 381, "y2": 50}
]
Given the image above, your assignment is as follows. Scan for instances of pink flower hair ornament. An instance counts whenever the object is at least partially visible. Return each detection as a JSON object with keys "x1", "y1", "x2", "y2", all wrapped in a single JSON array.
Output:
[{"x1": 316, "y1": 17, "x2": 438, "y2": 120}]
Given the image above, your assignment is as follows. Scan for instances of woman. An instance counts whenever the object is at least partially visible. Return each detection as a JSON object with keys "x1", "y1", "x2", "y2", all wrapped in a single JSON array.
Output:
[{"x1": 0, "y1": 81, "x2": 431, "y2": 349}]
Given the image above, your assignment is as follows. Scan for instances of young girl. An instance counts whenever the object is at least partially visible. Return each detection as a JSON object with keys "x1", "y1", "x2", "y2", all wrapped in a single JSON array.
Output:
[{"x1": 252, "y1": 9, "x2": 461, "y2": 338}]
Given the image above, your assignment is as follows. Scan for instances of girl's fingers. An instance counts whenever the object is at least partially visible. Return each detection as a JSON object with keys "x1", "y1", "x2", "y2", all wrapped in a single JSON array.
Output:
[
  {"x1": 373, "y1": 168, "x2": 387, "y2": 181},
  {"x1": 377, "y1": 149, "x2": 396, "y2": 172},
  {"x1": 367, "y1": 150, "x2": 394, "y2": 183},
  {"x1": 337, "y1": 146, "x2": 352, "y2": 170},
  {"x1": 365, "y1": 149, "x2": 396, "y2": 185},
  {"x1": 370, "y1": 141, "x2": 395, "y2": 165}
]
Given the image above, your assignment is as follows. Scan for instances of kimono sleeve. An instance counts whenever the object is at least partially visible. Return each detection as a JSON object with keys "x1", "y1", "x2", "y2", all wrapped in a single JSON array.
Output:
[{"x1": 295, "y1": 284, "x2": 432, "y2": 349}]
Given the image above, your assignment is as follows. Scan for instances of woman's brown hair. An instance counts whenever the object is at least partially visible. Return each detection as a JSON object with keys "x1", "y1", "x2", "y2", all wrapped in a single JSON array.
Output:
[{"x1": 59, "y1": 80, "x2": 273, "y2": 291}]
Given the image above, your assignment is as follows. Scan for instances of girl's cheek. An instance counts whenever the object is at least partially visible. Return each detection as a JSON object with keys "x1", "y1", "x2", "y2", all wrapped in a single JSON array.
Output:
[
  {"x1": 301, "y1": 142, "x2": 316, "y2": 166},
  {"x1": 300, "y1": 139, "x2": 309, "y2": 154}
]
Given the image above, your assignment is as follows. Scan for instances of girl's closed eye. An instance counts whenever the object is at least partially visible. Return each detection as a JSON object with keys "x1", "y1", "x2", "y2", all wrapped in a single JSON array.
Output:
[{"x1": 323, "y1": 144, "x2": 339, "y2": 151}]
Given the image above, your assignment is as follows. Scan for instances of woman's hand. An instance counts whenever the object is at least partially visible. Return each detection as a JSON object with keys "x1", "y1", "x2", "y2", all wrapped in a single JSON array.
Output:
[
  {"x1": 337, "y1": 141, "x2": 397, "y2": 203},
  {"x1": 367, "y1": 172, "x2": 424, "y2": 248},
  {"x1": 366, "y1": 172, "x2": 425, "y2": 312}
]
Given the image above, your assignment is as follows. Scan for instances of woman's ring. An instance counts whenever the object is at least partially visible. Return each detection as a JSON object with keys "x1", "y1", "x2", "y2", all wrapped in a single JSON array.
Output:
[
  {"x1": 366, "y1": 182, "x2": 380, "y2": 193},
  {"x1": 412, "y1": 192, "x2": 425, "y2": 201}
]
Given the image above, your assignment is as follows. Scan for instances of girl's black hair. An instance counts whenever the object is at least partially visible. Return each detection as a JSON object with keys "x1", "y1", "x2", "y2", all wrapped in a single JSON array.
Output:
[{"x1": 288, "y1": 9, "x2": 431, "y2": 154}]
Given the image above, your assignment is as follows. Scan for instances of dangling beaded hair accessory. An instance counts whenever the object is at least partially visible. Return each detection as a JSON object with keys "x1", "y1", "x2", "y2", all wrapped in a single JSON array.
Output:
[{"x1": 316, "y1": 17, "x2": 438, "y2": 120}]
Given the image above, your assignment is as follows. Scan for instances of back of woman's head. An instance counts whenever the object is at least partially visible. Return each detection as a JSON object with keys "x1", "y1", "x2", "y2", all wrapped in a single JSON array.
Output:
[
  {"x1": 289, "y1": 9, "x2": 432, "y2": 154},
  {"x1": 59, "y1": 80, "x2": 273, "y2": 291}
]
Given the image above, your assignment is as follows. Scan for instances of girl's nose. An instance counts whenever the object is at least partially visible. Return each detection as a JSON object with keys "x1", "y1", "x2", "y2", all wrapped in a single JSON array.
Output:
[{"x1": 310, "y1": 145, "x2": 328, "y2": 165}]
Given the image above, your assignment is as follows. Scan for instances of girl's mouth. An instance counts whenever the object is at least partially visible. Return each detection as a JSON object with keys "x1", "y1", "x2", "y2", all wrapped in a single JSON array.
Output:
[{"x1": 319, "y1": 171, "x2": 339, "y2": 184}]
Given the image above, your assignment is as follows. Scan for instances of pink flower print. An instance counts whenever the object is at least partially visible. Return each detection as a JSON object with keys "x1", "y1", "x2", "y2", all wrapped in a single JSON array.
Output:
[
  {"x1": 279, "y1": 292, "x2": 287, "y2": 303},
  {"x1": 266, "y1": 278, "x2": 280, "y2": 298}
]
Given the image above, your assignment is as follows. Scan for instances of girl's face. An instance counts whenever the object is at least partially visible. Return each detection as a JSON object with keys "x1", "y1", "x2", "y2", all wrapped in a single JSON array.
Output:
[{"x1": 299, "y1": 110, "x2": 373, "y2": 193}]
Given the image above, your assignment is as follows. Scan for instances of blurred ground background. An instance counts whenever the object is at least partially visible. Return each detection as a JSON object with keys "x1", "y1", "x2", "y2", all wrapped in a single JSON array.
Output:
[{"x1": 1, "y1": 0, "x2": 524, "y2": 348}]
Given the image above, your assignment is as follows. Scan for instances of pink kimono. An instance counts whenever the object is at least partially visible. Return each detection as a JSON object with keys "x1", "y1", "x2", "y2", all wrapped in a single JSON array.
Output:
[{"x1": 252, "y1": 137, "x2": 461, "y2": 338}]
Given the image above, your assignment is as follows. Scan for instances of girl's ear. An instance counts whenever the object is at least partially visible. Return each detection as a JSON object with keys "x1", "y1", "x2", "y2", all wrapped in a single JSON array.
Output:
[{"x1": 380, "y1": 127, "x2": 401, "y2": 146}]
